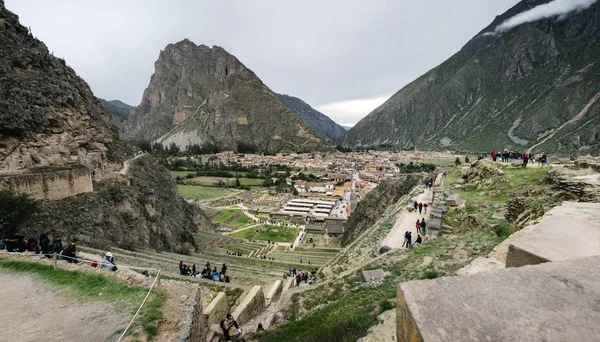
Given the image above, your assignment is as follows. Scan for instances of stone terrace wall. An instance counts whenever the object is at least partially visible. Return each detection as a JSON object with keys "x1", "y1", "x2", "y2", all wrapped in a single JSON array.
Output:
[
  {"x1": 176, "y1": 287, "x2": 205, "y2": 342},
  {"x1": 232, "y1": 285, "x2": 265, "y2": 325},
  {"x1": 0, "y1": 166, "x2": 92, "y2": 200}
]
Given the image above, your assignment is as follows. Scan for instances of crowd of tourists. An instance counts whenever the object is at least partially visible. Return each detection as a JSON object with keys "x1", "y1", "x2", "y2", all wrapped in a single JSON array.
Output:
[
  {"x1": 1, "y1": 234, "x2": 119, "y2": 271},
  {"x1": 283, "y1": 267, "x2": 318, "y2": 286},
  {"x1": 178, "y1": 261, "x2": 230, "y2": 283},
  {"x1": 487, "y1": 150, "x2": 548, "y2": 167}
]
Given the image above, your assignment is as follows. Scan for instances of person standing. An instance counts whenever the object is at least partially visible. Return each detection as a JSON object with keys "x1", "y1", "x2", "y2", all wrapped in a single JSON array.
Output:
[
  {"x1": 423, "y1": 203, "x2": 428, "y2": 214},
  {"x1": 402, "y1": 231, "x2": 410, "y2": 248},
  {"x1": 420, "y1": 218, "x2": 427, "y2": 236},
  {"x1": 39, "y1": 233, "x2": 51, "y2": 258},
  {"x1": 522, "y1": 154, "x2": 529, "y2": 168},
  {"x1": 413, "y1": 201, "x2": 418, "y2": 211},
  {"x1": 406, "y1": 231, "x2": 412, "y2": 249},
  {"x1": 415, "y1": 220, "x2": 421, "y2": 233},
  {"x1": 418, "y1": 202, "x2": 423, "y2": 214}
]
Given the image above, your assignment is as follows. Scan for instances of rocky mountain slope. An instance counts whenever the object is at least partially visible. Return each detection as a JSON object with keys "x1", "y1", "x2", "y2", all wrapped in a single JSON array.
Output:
[
  {"x1": 343, "y1": 0, "x2": 600, "y2": 155},
  {"x1": 0, "y1": 1, "x2": 212, "y2": 251},
  {"x1": 99, "y1": 99, "x2": 133, "y2": 134},
  {"x1": 123, "y1": 40, "x2": 330, "y2": 152},
  {"x1": 276, "y1": 93, "x2": 346, "y2": 141}
]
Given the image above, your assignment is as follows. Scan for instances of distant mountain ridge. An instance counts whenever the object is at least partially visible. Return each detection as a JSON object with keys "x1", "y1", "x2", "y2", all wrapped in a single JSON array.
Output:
[
  {"x1": 99, "y1": 98, "x2": 133, "y2": 133},
  {"x1": 122, "y1": 40, "x2": 330, "y2": 152},
  {"x1": 276, "y1": 93, "x2": 346, "y2": 141},
  {"x1": 343, "y1": 0, "x2": 600, "y2": 155}
]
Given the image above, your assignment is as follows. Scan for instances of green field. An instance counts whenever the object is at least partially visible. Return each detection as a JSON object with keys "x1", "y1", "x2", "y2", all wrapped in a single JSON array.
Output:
[
  {"x1": 231, "y1": 225, "x2": 299, "y2": 243},
  {"x1": 177, "y1": 185, "x2": 238, "y2": 200},
  {"x1": 213, "y1": 209, "x2": 256, "y2": 227}
]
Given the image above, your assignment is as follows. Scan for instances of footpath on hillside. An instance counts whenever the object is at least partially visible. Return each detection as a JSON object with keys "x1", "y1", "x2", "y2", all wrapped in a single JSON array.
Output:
[{"x1": 381, "y1": 187, "x2": 433, "y2": 249}]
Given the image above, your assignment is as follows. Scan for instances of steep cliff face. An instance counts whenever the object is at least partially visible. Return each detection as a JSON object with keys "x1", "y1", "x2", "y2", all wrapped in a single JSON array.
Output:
[
  {"x1": 344, "y1": 0, "x2": 600, "y2": 155},
  {"x1": 0, "y1": 1, "x2": 129, "y2": 172},
  {"x1": 0, "y1": 1, "x2": 212, "y2": 251},
  {"x1": 276, "y1": 94, "x2": 346, "y2": 141},
  {"x1": 124, "y1": 40, "x2": 330, "y2": 152},
  {"x1": 99, "y1": 99, "x2": 133, "y2": 134}
]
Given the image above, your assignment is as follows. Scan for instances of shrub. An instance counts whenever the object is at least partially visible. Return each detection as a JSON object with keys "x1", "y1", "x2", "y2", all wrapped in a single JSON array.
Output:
[
  {"x1": 423, "y1": 269, "x2": 438, "y2": 279},
  {"x1": 378, "y1": 299, "x2": 395, "y2": 312},
  {"x1": 454, "y1": 157, "x2": 461, "y2": 166},
  {"x1": 0, "y1": 190, "x2": 38, "y2": 238}
]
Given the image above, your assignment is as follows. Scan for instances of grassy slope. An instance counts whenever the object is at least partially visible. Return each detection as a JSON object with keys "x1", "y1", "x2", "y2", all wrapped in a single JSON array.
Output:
[{"x1": 0, "y1": 260, "x2": 164, "y2": 339}]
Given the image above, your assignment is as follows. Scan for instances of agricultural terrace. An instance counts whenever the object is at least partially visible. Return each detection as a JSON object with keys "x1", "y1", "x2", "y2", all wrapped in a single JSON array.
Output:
[{"x1": 230, "y1": 225, "x2": 300, "y2": 243}]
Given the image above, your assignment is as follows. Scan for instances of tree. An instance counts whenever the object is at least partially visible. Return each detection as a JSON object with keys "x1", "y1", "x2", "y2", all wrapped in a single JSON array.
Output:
[
  {"x1": 454, "y1": 157, "x2": 461, "y2": 166},
  {"x1": 234, "y1": 176, "x2": 241, "y2": 188},
  {"x1": 168, "y1": 142, "x2": 180, "y2": 155},
  {"x1": 0, "y1": 191, "x2": 38, "y2": 238}
]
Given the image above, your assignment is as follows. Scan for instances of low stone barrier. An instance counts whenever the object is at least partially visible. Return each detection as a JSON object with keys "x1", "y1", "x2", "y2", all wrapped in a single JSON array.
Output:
[
  {"x1": 203, "y1": 292, "x2": 228, "y2": 328},
  {"x1": 265, "y1": 280, "x2": 283, "y2": 305},
  {"x1": 176, "y1": 287, "x2": 205, "y2": 342},
  {"x1": 232, "y1": 285, "x2": 265, "y2": 325}
]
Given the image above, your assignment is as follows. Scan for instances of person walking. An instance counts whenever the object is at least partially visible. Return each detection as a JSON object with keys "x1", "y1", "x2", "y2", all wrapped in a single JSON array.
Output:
[
  {"x1": 423, "y1": 203, "x2": 428, "y2": 214},
  {"x1": 420, "y1": 218, "x2": 427, "y2": 235},
  {"x1": 406, "y1": 231, "x2": 412, "y2": 249},
  {"x1": 418, "y1": 202, "x2": 423, "y2": 214},
  {"x1": 413, "y1": 201, "x2": 418, "y2": 211},
  {"x1": 415, "y1": 219, "x2": 421, "y2": 233},
  {"x1": 522, "y1": 154, "x2": 529, "y2": 168},
  {"x1": 402, "y1": 231, "x2": 410, "y2": 248}
]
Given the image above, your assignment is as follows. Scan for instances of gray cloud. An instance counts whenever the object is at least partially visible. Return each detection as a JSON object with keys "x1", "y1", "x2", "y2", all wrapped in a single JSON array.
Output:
[
  {"x1": 7, "y1": 0, "x2": 519, "y2": 125},
  {"x1": 495, "y1": 0, "x2": 597, "y2": 32}
]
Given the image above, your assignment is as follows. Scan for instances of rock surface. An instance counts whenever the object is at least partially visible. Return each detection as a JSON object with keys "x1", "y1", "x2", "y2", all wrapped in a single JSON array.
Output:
[
  {"x1": 0, "y1": 1, "x2": 131, "y2": 172},
  {"x1": 343, "y1": 0, "x2": 600, "y2": 155},
  {"x1": 123, "y1": 40, "x2": 329, "y2": 152},
  {"x1": 276, "y1": 93, "x2": 346, "y2": 141},
  {"x1": 398, "y1": 255, "x2": 600, "y2": 342}
]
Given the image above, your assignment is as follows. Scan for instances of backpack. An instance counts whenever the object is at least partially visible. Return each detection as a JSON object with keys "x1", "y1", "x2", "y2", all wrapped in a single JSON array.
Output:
[{"x1": 220, "y1": 319, "x2": 226, "y2": 329}]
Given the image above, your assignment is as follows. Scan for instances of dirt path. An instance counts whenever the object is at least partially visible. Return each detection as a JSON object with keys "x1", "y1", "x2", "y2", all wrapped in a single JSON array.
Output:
[
  {"x1": 0, "y1": 273, "x2": 129, "y2": 342},
  {"x1": 381, "y1": 188, "x2": 433, "y2": 249},
  {"x1": 118, "y1": 153, "x2": 144, "y2": 176}
]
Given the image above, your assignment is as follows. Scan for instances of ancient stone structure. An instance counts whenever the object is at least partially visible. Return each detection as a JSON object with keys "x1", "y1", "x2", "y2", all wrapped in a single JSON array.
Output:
[
  {"x1": 0, "y1": 166, "x2": 92, "y2": 200},
  {"x1": 232, "y1": 285, "x2": 265, "y2": 325},
  {"x1": 506, "y1": 202, "x2": 600, "y2": 267},
  {"x1": 176, "y1": 287, "x2": 205, "y2": 342},
  {"x1": 265, "y1": 280, "x2": 283, "y2": 305},
  {"x1": 397, "y1": 255, "x2": 600, "y2": 341},
  {"x1": 202, "y1": 292, "x2": 228, "y2": 328}
]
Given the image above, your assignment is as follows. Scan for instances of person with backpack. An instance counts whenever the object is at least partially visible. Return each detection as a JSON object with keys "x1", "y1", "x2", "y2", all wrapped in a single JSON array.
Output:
[
  {"x1": 420, "y1": 218, "x2": 427, "y2": 235},
  {"x1": 100, "y1": 252, "x2": 117, "y2": 271},
  {"x1": 418, "y1": 202, "x2": 423, "y2": 214},
  {"x1": 402, "y1": 231, "x2": 411, "y2": 248},
  {"x1": 220, "y1": 313, "x2": 242, "y2": 341},
  {"x1": 51, "y1": 237, "x2": 63, "y2": 257}
]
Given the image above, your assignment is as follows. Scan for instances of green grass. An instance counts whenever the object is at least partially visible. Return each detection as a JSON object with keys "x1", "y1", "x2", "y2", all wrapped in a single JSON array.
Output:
[
  {"x1": 213, "y1": 209, "x2": 240, "y2": 223},
  {"x1": 0, "y1": 260, "x2": 164, "y2": 339},
  {"x1": 170, "y1": 171, "x2": 195, "y2": 179},
  {"x1": 177, "y1": 185, "x2": 238, "y2": 200},
  {"x1": 231, "y1": 225, "x2": 299, "y2": 243},
  {"x1": 213, "y1": 209, "x2": 256, "y2": 227}
]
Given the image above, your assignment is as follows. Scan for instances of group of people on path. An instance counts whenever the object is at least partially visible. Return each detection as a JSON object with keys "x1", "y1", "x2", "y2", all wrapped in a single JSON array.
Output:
[
  {"x1": 179, "y1": 261, "x2": 230, "y2": 283},
  {"x1": 413, "y1": 201, "x2": 428, "y2": 214},
  {"x1": 284, "y1": 267, "x2": 318, "y2": 287}
]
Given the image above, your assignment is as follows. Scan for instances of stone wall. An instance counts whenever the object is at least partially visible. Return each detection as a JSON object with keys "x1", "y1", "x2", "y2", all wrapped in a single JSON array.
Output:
[
  {"x1": 176, "y1": 287, "x2": 205, "y2": 342},
  {"x1": 203, "y1": 292, "x2": 228, "y2": 328},
  {"x1": 266, "y1": 280, "x2": 283, "y2": 305},
  {"x1": 0, "y1": 166, "x2": 92, "y2": 200},
  {"x1": 232, "y1": 285, "x2": 265, "y2": 325}
]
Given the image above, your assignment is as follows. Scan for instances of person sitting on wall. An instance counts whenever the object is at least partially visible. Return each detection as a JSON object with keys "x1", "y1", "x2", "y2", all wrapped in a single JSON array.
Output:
[
  {"x1": 61, "y1": 241, "x2": 78, "y2": 263},
  {"x1": 220, "y1": 313, "x2": 242, "y2": 341},
  {"x1": 100, "y1": 252, "x2": 117, "y2": 271},
  {"x1": 25, "y1": 237, "x2": 39, "y2": 253},
  {"x1": 51, "y1": 237, "x2": 64, "y2": 257},
  {"x1": 39, "y1": 233, "x2": 51, "y2": 257}
]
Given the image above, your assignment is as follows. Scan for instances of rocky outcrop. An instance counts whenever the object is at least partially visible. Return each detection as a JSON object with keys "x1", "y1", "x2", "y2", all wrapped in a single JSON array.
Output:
[
  {"x1": 0, "y1": 2, "x2": 213, "y2": 251},
  {"x1": 22, "y1": 156, "x2": 213, "y2": 252},
  {"x1": 276, "y1": 94, "x2": 346, "y2": 141},
  {"x1": 124, "y1": 40, "x2": 330, "y2": 153},
  {"x1": 0, "y1": 0, "x2": 129, "y2": 172},
  {"x1": 343, "y1": 0, "x2": 600, "y2": 155}
]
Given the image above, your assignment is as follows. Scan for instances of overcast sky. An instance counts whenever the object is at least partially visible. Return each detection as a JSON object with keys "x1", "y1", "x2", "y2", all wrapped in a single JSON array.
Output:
[{"x1": 8, "y1": 0, "x2": 519, "y2": 126}]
